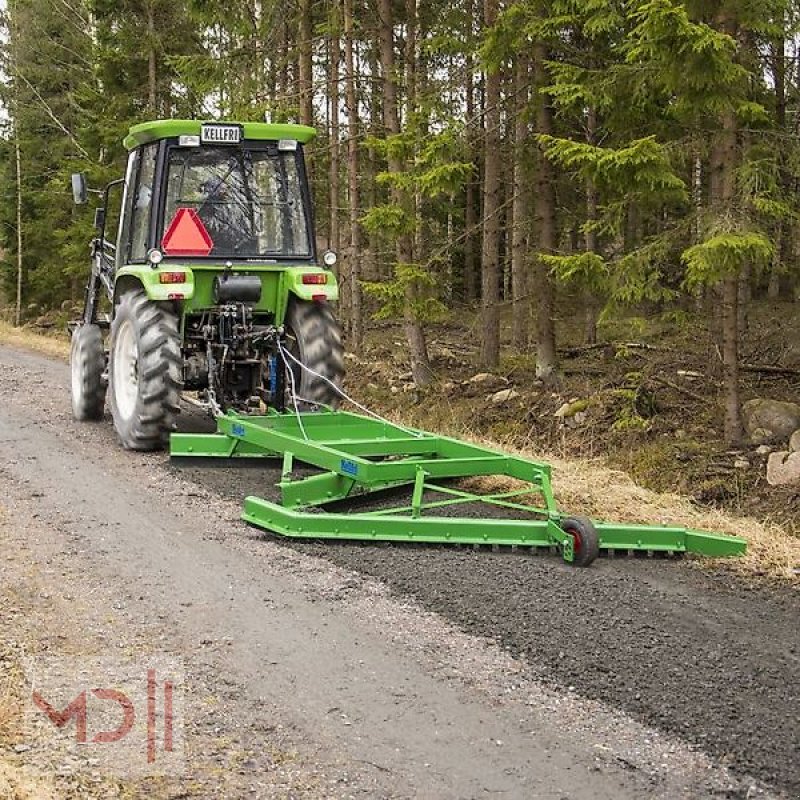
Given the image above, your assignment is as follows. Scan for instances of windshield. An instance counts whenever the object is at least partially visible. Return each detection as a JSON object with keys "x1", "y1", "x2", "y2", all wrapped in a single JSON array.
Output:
[{"x1": 162, "y1": 145, "x2": 311, "y2": 259}]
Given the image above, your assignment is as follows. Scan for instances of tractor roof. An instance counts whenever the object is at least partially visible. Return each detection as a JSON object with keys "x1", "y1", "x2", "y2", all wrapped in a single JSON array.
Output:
[{"x1": 123, "y1": 119, "x2": 317, "y2": 150}]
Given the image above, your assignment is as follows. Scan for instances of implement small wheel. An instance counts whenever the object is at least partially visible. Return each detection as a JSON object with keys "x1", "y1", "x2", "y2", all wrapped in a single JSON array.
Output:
[
  {"x1": 560, "y1": 516, "x2": 600, "y2": 567},
  {"x1": 70, "y1": 323, "x2": 106, "y2": 421},
  {"x1": 109, "y1": 289, "x2": 182, "y2": 451},
  {"x1": 284, "y1": 298, "x2": 344, "y2": 409}
]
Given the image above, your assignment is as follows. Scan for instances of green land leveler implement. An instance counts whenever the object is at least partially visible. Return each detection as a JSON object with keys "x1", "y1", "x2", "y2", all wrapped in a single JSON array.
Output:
[{"x1": 70, "y1": 119, "x2": 746, "y2": 568}]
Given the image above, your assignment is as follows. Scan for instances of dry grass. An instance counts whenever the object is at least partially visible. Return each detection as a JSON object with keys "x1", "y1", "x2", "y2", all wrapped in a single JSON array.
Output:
[
  {"x1": 0, "y1": 507, "x2": 54, "y2": 800},
  {"x1": 548, "y1": 454, "x2": 799, "y2": 581},
  {"x1": 0, "y1": 688, "x2": 22, "y2": 746},
  {"x1": 460, "y1": 433, "x2": 800, "y2": 583},
  {"x1": 0, "y1": 321, "x2": 69, "y2": 360},
  {"x1": 0, "y1": 763, "x2": 58, "y2": 800}
]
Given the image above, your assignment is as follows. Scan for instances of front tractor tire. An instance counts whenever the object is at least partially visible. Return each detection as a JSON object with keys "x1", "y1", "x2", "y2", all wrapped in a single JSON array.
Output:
[
  {"x1": 284, "y1": 299, "x2": 344, "y2": 409},
  {"x1": 70, "y1": 323, "x2": 106, "y2": 421},
  {"x1": 109, "y1": 289, "x2": 182, "y2": 450}
]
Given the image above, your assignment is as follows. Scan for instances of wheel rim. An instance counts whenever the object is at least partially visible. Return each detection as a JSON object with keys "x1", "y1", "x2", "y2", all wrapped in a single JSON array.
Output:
[
  {"x1": 565, "y1": 525, "x2": 581, "y2": 554},
  {"x1": 113, "y1": 319, "x2": 139, "y2": 421}
]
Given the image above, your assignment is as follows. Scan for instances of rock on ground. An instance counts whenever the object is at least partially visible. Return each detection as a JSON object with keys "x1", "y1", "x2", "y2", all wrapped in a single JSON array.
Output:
[
  {"x1": 743, "y1": 399, "x2": 800, "y2": 444},
  {"x1": 766, "y1": 450, "x2": 800, "y2": 486}
]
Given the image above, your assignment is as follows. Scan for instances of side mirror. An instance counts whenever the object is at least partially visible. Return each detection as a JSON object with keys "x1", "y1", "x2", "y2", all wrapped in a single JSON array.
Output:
[
  {"x1": 93, "y1": 207, "x2": 106, "y2": 231},
  {"x1": 71, "y1": 172, "x2": 88, "y2": 205}
]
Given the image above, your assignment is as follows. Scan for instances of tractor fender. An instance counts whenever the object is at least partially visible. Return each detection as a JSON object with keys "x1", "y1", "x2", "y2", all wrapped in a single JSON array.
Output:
[
  {"x1": 113, "y1": 265, "x2": 195, "y2": 304},
  {"x1": 283, "y1": 266, "x2": 339, "y2": 306}
]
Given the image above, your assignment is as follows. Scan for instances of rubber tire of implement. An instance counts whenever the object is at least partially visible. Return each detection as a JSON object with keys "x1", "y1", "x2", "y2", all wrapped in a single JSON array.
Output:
[
  {"x1": 284, "y1": 298, "x2": 344, "y2": 409},
  {"x1": 560, "y1": 516, "x2": 600, "y2": 567},
  {"x1": 70, "y1": 323, "x2": 106, "y2": 421},
  {"x1": 109, "y1": 289, "x2": 182, "y2": 450}
]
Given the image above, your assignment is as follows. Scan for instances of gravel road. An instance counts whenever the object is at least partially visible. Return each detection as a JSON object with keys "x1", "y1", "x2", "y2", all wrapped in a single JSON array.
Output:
[{"x1": 0, "y1": 343, "x2": 796, "y2": 799}]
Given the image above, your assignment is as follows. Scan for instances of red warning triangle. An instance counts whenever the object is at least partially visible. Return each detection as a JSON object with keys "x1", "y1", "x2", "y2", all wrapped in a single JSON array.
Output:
[{"x1": 162, "y1": 207, "x2": 214, "y2": 256}]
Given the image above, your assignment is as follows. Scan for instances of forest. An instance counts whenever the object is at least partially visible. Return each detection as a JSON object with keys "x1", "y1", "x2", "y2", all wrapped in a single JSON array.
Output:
[{"x1": 0, "y1": 0, "x2": 798, "y2": 448}]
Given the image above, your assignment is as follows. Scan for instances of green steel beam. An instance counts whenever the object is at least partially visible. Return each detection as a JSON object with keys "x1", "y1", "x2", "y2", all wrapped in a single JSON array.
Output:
[
  {"x1": 170, "y1": 432, "x2": 280, "y2": 458},
  {"x1": 242, "y1": 495, "x2": 562, "y2": 548},
  {"x1": 241, "y1": 498, "x2": 746, "y2": 557}
]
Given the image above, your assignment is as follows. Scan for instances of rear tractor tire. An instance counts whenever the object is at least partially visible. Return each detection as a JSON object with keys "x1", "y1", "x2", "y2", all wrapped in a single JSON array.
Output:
[
  {"x1": 70, "y1": 323, "x2": 106, "y2": 421},
  {"x1": 109, "y1": 289, "x2": 182, "y2": 450},
  {"x1": 284, "y1": 299, "x2": 344, "y2": 409}
]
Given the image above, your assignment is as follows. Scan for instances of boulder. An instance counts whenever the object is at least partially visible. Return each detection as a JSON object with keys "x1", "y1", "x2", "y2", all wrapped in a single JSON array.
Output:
[
  {"x1": 464, "y1": 372, "x2": 508, "y2": 396},
  {"x1": 468, "y1": 372, "x2": 508, "y2": 387},
  {"x1": 790, "y1": 429, "x2": 800, "y2": 453},
  {"x1": 742, "y1": 399, "x2": 800, "y2": 443},
  {"x1": 489, "y1": 388, "x2": 520, "y2": 405},
  {"x1": 766, "y1": 451, "x2": 800, "y2": 486}
]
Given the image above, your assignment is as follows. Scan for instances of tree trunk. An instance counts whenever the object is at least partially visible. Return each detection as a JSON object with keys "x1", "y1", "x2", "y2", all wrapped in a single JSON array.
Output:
[
  {"x1": 463, "y1": 4, "x2": 478, "y2": 303},
  {"x1": 276, "y1": 18, "x2": 290, "y2": 119},
  {"x1": 298, "y1": 0, "x2": 313, "y2": 125},
  {"x1": 365, "y1": 39, "x2": 381, "y2": 282},
  {"x1": 146, "y1": 2, "x2": 157, "y2": 112},
  {"x1": 583, "y1": 105, "x2": 599, "y2": 346},
  {"x1": 511, "y1": 55, "x2": 529, "y2": 350},
  {"x1": 768, "y1": 220, "x2": 782, "y2": 299},
  {"x1": 720, "y1": 110, "x2": 743, "y2": 445},
  {"x1": 710, "y1": 11, "x2": 743, "y2": 446},
  {"x1": 721, "y1": 273, "x2": 742, "y2": 443},
  {"x1": 531, "y1": 42, "x2": 557, "y2": 379},
  {"x1": 480, "y1": 0, "x2": 501, "y2": 368},
  {"x1": 768, "y1": 34, "x2": 786, "y2": 300},
  {"x1": 328, "y1": 14, "x2": 340, "y2": 255},
  {"x1": 378, "y1": 0, "x2": 433, "y2": 385},
  {"x1": 298, "y1": 0, "x2": 314, "y2": 178},
  {"x1": 14, "y1": 132, "x2": 23, "y2": 327},
  {"x1": 343, "y1": 0, "x2": 362, "y2": 351},
  {"x1": 328, "y1": 8, "x2": 347, "y2": 326},
  {"x1": 693, "y1": 154, "x2": 702, "y2": 243}
]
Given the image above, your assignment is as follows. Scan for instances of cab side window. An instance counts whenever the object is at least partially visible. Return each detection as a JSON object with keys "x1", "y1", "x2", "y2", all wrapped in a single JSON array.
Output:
[
  {"x1": 116, "y1": 150, "x2": 139, "y2": 269},
  {"x1": 128, "y1": 143, "x2": 158, "y2": 262}
]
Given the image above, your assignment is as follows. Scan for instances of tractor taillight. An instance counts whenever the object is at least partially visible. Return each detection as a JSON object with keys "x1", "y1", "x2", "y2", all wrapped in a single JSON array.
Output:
[
  {"x1": 311, "y1": 294, "x2": 327, "y2": 302},
  {"x1": 159, "y1": 272, "x2": 187, "y2": 284},
  {"x1": 167, "y1": 293, "x2": 185, "y2": 300},
  {"x1": 302, "y1": 274, "x2": 328, "y2": 285}
]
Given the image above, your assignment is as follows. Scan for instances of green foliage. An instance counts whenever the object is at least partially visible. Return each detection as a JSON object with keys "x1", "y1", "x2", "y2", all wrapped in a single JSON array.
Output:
[
  {"x1": 537, "y1": 134, "x2": 687, "y2": 203},
  {"x1": 362, "y1": 264, "x2": 448, "y2": 322},
  {"x1": 609, "y1": 386, "x2": 653, "y2": 433},
  {"x1": 540, "y1": 252, "x2": 608, "y2": 293},
  {"x1": 627, "y1": 0, "x2": 748, "y2": 118},
  {"x1": 682, "y1": 232, "x2": 774, "y2": 288},
  {"x1": 361, "y1": 204, "x2": 415, "y2": 237},
  {"x1": 366, "y1": 118, "x2": 471, "y2": 324}
]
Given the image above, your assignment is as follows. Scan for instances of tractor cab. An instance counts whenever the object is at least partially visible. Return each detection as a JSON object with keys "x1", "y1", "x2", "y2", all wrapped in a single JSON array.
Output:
[{"x1": 118, "y1": 121, "x2": 317, "y2": 267}]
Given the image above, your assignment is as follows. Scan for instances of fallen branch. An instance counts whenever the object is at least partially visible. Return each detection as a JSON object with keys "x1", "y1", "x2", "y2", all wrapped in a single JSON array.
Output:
[
  {"x1": 740, "y1": 363, "x2": 800, "y2": 377},
  {"x1": 650, "y1": 375, "x2": 709, "y2": 404}
]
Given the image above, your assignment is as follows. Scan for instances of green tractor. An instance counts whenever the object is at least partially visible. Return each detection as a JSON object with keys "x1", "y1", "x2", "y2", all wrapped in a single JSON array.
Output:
[{"x1": 70, "y1": 120, "x2": 344, "y2": 449}]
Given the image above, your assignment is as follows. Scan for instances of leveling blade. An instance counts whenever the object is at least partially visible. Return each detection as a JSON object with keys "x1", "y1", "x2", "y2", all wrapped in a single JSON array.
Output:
[{"x1": 170, "y1": 410, "x2": 747, "y2": 567}]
